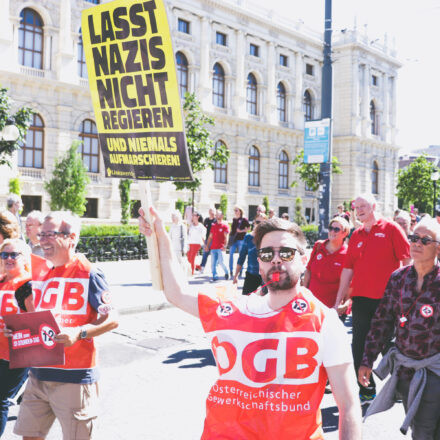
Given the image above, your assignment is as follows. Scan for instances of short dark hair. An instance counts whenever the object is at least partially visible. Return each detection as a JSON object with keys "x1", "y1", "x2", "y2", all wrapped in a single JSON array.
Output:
[
  {"x1": 0, "y1": 212, "x2": 20, "y2": 240},
  {"x1": 253, "y1": 218, "x2": 306, "y2": 254}
]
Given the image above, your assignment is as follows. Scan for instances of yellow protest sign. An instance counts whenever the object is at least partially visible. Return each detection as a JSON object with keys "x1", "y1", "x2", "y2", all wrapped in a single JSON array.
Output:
[{"x1": 81, "y1": 0, "x2": 193, "y2": 181}]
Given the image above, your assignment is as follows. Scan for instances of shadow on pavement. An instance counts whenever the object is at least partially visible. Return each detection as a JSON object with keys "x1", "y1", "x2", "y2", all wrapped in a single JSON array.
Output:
[
  {"x1": 322, "y1": 405, "x2": 339, "y2": 432},
  {"x1": 163, "y1": 349, "x2": 216, "y2": 369}
]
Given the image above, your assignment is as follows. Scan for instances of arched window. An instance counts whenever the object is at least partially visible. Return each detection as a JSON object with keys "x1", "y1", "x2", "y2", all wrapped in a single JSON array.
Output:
[
  {"x1": 303, "y1": 90, "x2": 312, "y2": 121},
  {"x1": 176, "y1": 52, "x2": 188, "y2": 97},
  {"x1": 248, "y1": 146, "x2": 260, "y2": 186},
  {"x1": 18, "y1": 8, "x2": 44, "y2": 69},
  {"x1": 278, "y1": 150, "x2": 289, "y2": 189},
  {"x1": 79, "y1": 119, "x2": 99, "y2": 173},
  {"x1": 370, "y1": 101, "x2": 379, "y2": 135},
  {"x1": 77, "y1": 28, "x2": 87, "y2": 78},
  {"x1": 212, "y1": 63, "x2": 225, "y2": 108},
  {"x1": 18, "y1": 113, "x2": 44, "y2": 168},
  {"x1": 372, "y1": 161, "x2": 379, "y2": 194},
  {"x1": 277, "y1": 82, "x2": 287, "y2": 122},
  {"x1": 247, "y1": 73, "x2": 257, "y2": 115},
  {"x1": 214, "y1": 140, "x2": 227, "y2": 183}
]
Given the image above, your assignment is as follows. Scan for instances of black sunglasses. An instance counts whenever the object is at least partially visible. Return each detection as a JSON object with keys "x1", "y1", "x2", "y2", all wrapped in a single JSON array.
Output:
[
  {"x1": 0, "y1": 251, "x2": 22, "y2": 260},
  {"x1": 257, "y1": 246, "x2": 300, "y2": 262},
  {"x1": 328, "y1": 226, "x2": 342, "y2": 233},
  {"x1": 408, "y1": 234, "x2": 438, "y2": 246}
]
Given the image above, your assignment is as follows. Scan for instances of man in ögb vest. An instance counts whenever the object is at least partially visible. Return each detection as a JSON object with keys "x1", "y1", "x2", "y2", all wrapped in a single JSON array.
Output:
[
  {"x1": 139, "y1": 207, "x2": 362, "y2": 440},
  {"x1": 13, "y1": 211, "x2": 119, "y2": 440}
]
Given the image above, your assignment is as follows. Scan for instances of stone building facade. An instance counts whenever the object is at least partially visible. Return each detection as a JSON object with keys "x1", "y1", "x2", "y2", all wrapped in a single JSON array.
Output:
[{"x1": 0, "y1": 0, "x2": 401, "y2": 221}]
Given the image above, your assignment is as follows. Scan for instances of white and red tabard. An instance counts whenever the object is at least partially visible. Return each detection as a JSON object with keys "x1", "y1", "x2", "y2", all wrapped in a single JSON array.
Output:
[{"x1": 198, "y1": 287, "x2": 352, "y2": 440}]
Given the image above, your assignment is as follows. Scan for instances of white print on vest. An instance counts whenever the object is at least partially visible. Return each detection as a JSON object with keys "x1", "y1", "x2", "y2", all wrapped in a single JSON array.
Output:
[
  {"x1": 0, "y1": 290, "x2": 20, "y2": 316},
  {"x1": 209, "y1": 330, "x2": 323, "y2": 387},
  {"x1": 35, "y1": 277, "x2": 89, "y2": 315}
]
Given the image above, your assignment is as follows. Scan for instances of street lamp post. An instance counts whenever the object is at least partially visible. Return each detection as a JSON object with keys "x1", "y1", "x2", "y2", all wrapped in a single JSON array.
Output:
[{"x1": 431, "y1": 170, "x2": 440, "y2": 216}]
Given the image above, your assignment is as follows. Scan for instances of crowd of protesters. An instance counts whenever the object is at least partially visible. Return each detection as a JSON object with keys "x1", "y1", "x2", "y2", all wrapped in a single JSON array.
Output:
[{"x1": 1, "y1": 192, "x2": 439, "y2": 439}]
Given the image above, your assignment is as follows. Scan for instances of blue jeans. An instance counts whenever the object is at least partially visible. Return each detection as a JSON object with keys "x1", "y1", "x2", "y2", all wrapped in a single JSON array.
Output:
[
  {"x1": 228, "y1": 239, "x2": 243, "y2": 276},
  {"x1": 211, "y1": 249, "x2": 228, "y2": 278},
  {"x1": 200, "y1": 242, "x2": 210, "y2": 268},
  {"x1": 0, "y1": 359, "x2": 29, "y2": 436}
]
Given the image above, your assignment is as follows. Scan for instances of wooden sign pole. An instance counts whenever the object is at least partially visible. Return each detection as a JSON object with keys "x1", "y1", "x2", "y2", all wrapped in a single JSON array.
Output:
[{"x1": 139, "y1": 181, "x2": 164, "y2": 291}]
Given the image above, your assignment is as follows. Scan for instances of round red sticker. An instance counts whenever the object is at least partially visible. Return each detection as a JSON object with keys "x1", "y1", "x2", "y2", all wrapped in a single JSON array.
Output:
[
  {"x1": 39, "y1": 325, "x2": 57, "y2": 349},
  {"x1": 420, "y1": 304, "x2": 433, "y2": 318}
]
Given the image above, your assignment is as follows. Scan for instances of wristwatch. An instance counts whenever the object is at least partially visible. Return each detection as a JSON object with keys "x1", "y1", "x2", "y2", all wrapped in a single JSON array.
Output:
[{"x1": 79, "y1": 328, "x2": 88, "y2": 339}]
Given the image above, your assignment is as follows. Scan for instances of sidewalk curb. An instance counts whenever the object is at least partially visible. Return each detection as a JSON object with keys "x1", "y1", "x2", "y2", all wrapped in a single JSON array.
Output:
[{"x1": 117, "y1": 301, "x2": 174, "y2": 315}]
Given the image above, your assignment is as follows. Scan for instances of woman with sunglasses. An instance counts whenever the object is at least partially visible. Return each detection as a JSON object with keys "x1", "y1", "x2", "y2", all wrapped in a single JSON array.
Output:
[
  {"x1": 303, "y1": 217, "x2": 350, "y2": 308},
  {"x1": 0, "y1": 238, "x2": 35, "y2": 437},
  {"x1": 232, "y1": 214, "x2": 267, "y2": 295}
]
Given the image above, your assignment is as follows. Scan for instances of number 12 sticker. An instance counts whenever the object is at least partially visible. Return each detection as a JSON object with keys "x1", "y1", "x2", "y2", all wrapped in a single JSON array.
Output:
[{"x1": 39, "y1": 325, "x2": 57, "y2": 349}]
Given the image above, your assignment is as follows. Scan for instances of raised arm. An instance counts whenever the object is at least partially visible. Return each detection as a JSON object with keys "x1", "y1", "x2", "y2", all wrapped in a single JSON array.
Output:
[{"x1": 139, "y1": 206, "x2": 199, "y2": 317}]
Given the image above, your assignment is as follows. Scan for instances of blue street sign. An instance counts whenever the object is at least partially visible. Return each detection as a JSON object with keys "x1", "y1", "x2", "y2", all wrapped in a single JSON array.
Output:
[{"x1": 304, "y1": 118, "x2": 331, "y2": 164}]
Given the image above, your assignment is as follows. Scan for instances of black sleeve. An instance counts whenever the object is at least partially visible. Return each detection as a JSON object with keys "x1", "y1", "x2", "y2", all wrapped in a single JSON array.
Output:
[{"x1": 15, "y1": 281, "x2": 33, "y2": 312}]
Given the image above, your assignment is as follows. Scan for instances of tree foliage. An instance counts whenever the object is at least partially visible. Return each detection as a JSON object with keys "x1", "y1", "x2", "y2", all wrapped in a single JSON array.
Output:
[
  {"x1": 44, "y1": 141, "x2": 90, "y2": 216},
  {"x1": 220, "y1": 193, "x2": 228, "y2": 219},
  {"x1": 119, "y1": 179, "x2": 132, "y2": 224},
  {"x1": 263, "y1": 196, "x2": 270, "y2": 214},
  {"x1": 294, "y1": 197, "x2": 307, "y2": 226},
  {"x1": 291, "y1": 149, "x2": 342, "y2": 191},
  {"x1": 397, "y1": 155, "x2": 437, "y2": 213},
  {"x1": 9, "y1": 176, "x2": 21, "y2": 195},
  {"x1": 0, "y1": 87, "x2": 34, "y2": 167},
  {"x1": 173, "y1": 93, "x2": 229, "y2": 196}
]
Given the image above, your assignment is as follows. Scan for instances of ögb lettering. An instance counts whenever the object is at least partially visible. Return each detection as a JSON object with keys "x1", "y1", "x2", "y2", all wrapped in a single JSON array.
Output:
[
  {"x1": 33, "y1": 277, "x2": 89, "y2": 315},
  {"x1": 210, "y1": 330, "x2": 322, "y2": 386},
  {"x1": 0, "y1": 290, "x2": 19, "y2": 315}
]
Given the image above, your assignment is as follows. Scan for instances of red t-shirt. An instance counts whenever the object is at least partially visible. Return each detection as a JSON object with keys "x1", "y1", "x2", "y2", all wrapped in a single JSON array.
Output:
[
  {"x1": 210, "y1": 222, "x2": 230, "y2": 250},
  {"x1": 344, "y1": 218, "x2": 410, "y2": 299},
  {"x1": 306, "y1": 240, "x2": 347, "y2": 307}
]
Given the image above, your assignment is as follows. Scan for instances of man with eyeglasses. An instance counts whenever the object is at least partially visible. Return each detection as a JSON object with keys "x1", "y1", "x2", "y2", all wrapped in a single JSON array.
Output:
[
  {"x1": 359, "y1": 217, "x2": 440, "y2": 439},
  {"x1": 139, "y1": 208, "x2": 361, "y2": 439},
  {"x1": 12, "y1": 211, "x2": 119, "y2": 440},
  {"x1": 334, "y1": 193, "x2": 411, "y2": 405}
]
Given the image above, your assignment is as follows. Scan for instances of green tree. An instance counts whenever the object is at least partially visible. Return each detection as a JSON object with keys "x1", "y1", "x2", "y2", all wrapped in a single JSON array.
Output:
[
  {"x1": 0, "y1": 87, "x2": 34, "y2": 167},
  {"x1": 397, "y1": 155, "x2": 436, "y2": 213},
  {"x1": 9, "y1": 176, "x2": 21, "y2": 195},
  {"x1": 173, "y1": 93, "x2": 229, "y2": 207},
  {"x1": 294, "y1": 197, "x2": 306, "y2": 226},
  {"x1": 175, "y1": 198, "x2": 185, "y2": 216},
  {"x1": 44, "y1": 141, "x2": 90, "y2": 216},
  {"x1": 119, "y1": 179, "x2": 132, "y2": 224},
  {"x1": 290, "y1": 149, "x2": 342, "y2": 191},
  {"x1": 220, "y1": 193, "x2": 228, "y2": 219},
  {"x1": 263, "y1": 196, "x2": 270, "y2": 214}
]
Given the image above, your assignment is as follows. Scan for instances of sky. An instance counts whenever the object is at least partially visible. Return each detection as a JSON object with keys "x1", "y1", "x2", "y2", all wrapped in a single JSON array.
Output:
[{"x1": 250, "y1": 0, "x2": 440, "y2": 153}]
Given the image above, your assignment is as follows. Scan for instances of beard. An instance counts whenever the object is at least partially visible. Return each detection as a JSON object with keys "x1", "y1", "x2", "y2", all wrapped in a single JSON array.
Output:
[{"x1": 261, "y1": 266, "x2": 300, "y2": 291}]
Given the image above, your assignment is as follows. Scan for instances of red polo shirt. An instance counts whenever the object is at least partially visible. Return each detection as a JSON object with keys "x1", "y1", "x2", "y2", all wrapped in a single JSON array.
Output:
[
  {"x1": 210, "y1": 222, "x2": 230, "y2": 250},
  {"x1": 344, "y1": 217, "x2": 410, "y2": 299},
  {"x1": 307, "y1": 240, "x2": 347, "y2": 307}
]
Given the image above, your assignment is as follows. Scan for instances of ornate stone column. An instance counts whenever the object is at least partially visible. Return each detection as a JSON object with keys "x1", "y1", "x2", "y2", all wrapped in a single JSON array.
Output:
[{"x1": 293, "y1": 51, "x2": 304, "y2": 130}]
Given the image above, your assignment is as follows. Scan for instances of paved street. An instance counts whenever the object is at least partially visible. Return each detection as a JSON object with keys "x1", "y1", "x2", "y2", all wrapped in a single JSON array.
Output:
[{"x1": 3, "y1": 257, "x2": 406, "y2": 439}]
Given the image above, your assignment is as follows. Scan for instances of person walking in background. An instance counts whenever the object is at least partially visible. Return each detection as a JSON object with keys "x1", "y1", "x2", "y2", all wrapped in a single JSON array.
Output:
[
  {"x1": 0, "y1": 239, "x2": 34, "y2": 437},
  {"x1": 303, "y1": 217, "x2": 350, "y2": 309},
  {"x1": 25, "y1": 210, "x2": 44, "y2": 256},
  {"x1": 334, "y1": 193, "x2": 411, "y2": 404},
  {"x1": 228, "y1": 206, "x2": 249, "y2": 278},
  {"x1": 205, "y1": 210, "x2": 229, "y2": 282},
  {"x1": 198, "y1": 208, "x2": 216, "y2": 274},
  {"x1": 359, "y1": 217, "x2": 440, "y2": 438},
  {"x1": 233, "y1": 213, "x2": 267, "y2": 294},
  {"x1": 187, "y1": 211, "x2": 206, "y2": 275},
  {"x1": 394, "y1": 210, "x2": 411, "y2": 237},
  {"x1": 281, "y1": 213, "x2": 290, "y2": 221},
  {"x1": 6, "y1": 195, "x2": 24, "y2": 240},
  {"x1": 168, "y1": 210, "x2": 188, "y2": 272}
]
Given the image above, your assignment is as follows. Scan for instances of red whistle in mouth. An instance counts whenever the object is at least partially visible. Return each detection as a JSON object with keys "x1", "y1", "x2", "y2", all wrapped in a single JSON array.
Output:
[{"x1": 272, "y1": 272, "x2": 280, "y2": 282}]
